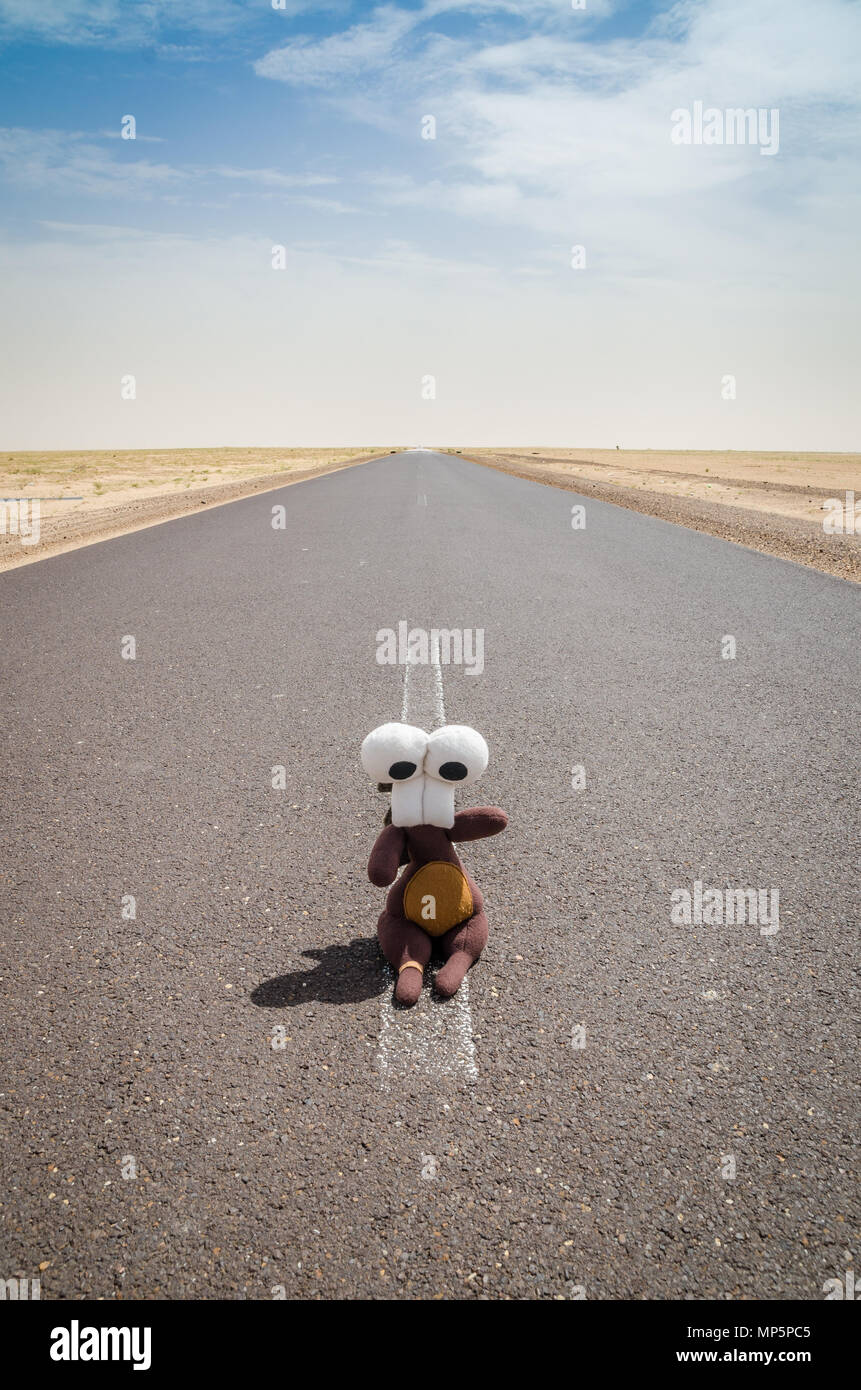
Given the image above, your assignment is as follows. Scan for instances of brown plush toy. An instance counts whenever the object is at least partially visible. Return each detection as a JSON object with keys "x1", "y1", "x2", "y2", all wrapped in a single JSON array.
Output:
[{"x1": 361, "y1": 722, "x2": 507, "y2": 1006}]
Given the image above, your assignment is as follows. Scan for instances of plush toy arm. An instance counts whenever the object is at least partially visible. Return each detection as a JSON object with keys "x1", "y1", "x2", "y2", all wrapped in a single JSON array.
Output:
[
  {"x1": 367, "y1": 822, "x2": 407, "y2": 886},
  {"x1": 450, "y1": 807, "x2": 508, "y2": 841}
]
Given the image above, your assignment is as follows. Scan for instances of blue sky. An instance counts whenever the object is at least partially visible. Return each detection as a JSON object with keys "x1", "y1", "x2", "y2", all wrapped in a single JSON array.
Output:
[{"x1": 0, "y1": 0, "x2": 859, "y2": 449}]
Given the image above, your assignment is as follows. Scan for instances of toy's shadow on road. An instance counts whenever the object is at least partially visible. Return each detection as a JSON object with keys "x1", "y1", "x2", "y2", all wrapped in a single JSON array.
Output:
[{"x1": 251, "y1": 937, "x2": 387, "y2": 1007}]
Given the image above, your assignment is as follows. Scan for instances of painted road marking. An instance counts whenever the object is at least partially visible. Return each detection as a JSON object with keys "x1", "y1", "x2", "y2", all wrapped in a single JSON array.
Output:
[
  {"x1": 400, "y1": 651, "x2": 445, "y2": 729},
  {"x1": 378, "y1": 965, "x2": 478, "y2": 1087},
  {"x1": 378, "y1": 651, "x2": 478, "y2": 1089}
]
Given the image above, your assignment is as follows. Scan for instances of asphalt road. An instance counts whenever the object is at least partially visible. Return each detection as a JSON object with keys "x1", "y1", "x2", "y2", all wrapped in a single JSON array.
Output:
[{"x1": 1, "y1": 450, "x2": 858, "y2": 1300}]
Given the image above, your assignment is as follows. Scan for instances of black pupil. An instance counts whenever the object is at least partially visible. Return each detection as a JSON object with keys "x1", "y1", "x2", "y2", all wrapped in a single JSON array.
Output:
[
  {"x1": 439, "y1": 761, "x2": 468, "y2": 781},
  {"x1": 389, "y1": 761, "x2": 416, "y2": 780}
]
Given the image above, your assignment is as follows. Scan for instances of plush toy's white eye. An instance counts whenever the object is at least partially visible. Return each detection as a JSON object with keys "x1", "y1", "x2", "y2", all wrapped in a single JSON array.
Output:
[
  {"x1": 424, "y1": 725, "x2": 488, "y2": 785},
  {"x1": 360, "y1": 722, "x2": 428, "y2": 783}
]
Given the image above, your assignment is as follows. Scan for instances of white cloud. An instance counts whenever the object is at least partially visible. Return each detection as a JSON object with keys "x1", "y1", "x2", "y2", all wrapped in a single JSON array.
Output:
[
  {"x1": 0, "y1": 0, "x2": 355, "y2": 47},
  {"x1": 298, "y1": 0, "x2": 861, "y2": 294},
  {"x1": 271, "y1": 0, "x2": 348, "y2": 15},
  {"x1": 0, "y1": 129, "x2": 347, "y2": 206},
  {"x1": 0, "y1": 0, "x2": 249, "y2": 45},
  {"x1": 252, "y1": 0, "x2": 616, "y2": 88},
  {"x1": 254, "y1": 6, "x2": 418, "y2": 86},
  {"x1": 212, "y1": 166, "x2": 338, "y2": 189},
  {"x1": 0, "y1": 128, "x2": 184, "y2": 199}
]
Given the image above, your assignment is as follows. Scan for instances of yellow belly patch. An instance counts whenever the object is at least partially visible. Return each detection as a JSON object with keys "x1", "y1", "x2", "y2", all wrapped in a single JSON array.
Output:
[{"x1": 403, "y1": 861, "x2": 474, "y2": 936}]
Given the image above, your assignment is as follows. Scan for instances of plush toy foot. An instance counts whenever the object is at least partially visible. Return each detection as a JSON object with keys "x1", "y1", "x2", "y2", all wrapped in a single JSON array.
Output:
[
  {"x1": 395, "y1": 962, "x2": 423, "y2": 1006},
  {"x1": 434, "y1": 951, "x2": 475, "y2": 998}
]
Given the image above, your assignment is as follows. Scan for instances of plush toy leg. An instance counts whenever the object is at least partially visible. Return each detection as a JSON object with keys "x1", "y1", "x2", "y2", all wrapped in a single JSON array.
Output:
[
  {"x1": 434, "y1": 909, "x2": 489, "y2": 998},
  {"x1": 377, "y1": 911, "x2": 432, "y2": 1006}
]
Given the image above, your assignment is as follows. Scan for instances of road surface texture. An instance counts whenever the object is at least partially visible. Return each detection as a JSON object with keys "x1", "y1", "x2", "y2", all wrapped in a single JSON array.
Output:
[{"x1": 1, "y1": 450, "x2": 858, "y2": 1300}]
